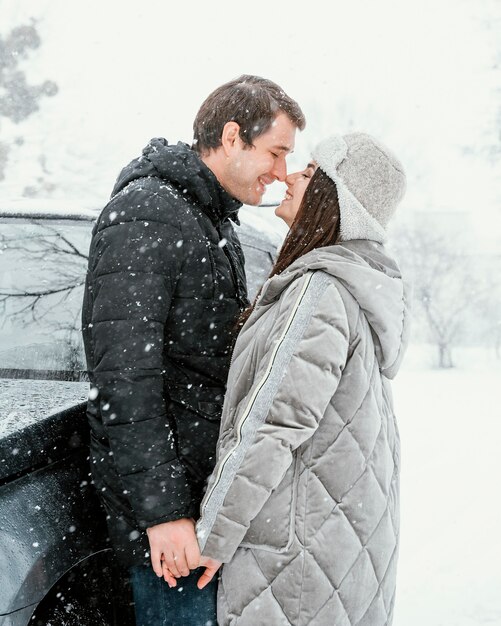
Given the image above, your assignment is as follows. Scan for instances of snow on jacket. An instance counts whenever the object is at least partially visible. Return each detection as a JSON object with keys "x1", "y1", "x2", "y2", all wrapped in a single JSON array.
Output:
[
  {"x1": 82, "y1": 139, "x2": 248, "y2": 567},
  {"x1": 197, "y1": 240, "x2": 410, "y2": 625}
]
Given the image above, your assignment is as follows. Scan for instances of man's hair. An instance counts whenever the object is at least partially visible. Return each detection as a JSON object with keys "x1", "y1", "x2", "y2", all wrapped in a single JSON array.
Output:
[{"x1": 192, "y1": 75, "x2": 306, "y2": 154}]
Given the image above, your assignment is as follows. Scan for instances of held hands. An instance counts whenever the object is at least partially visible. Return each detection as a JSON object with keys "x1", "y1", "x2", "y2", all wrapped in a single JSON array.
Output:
[
  {"x1": 146, "y1": 518, "x2": 222, "y2": 589},
  {"x1": 146, "y1": 518, "x2": 200, "y2": 587}
]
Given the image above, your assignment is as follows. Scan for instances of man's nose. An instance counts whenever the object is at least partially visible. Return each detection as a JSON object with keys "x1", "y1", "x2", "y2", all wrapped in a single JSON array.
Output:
[{"x1": 271, "y1": 157, "x2": 287, "y2": 182}]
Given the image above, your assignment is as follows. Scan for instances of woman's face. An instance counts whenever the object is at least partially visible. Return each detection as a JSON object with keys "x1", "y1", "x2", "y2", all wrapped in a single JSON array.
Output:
[{"x1": 275, "y1": 162, "x2": 317, "y2": 227}]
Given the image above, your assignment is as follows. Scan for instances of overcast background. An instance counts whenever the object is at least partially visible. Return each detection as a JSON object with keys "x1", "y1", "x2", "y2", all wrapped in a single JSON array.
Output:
[
  {"x1": 1, "y1": 1, "x2": 501, "y2": 624},
  {"x1": 2, "y1": 0, "x2": 501, "y2": 241}
]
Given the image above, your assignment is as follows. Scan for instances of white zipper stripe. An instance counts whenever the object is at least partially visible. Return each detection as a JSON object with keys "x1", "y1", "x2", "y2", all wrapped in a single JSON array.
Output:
[{"x1": 199, "y1": 271, "x2": 316, "y2": 533}]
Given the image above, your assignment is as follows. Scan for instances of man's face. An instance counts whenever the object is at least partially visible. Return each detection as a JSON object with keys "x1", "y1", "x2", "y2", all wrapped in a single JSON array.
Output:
[{"x1": 224, "y1": 112, "x2": 297, "y2": 206}]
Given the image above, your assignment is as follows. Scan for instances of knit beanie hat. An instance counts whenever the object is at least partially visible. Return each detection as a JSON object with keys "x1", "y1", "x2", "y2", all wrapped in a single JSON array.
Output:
[{"x1": 312, "y1": 132, "x2": 406, "y2": 243}]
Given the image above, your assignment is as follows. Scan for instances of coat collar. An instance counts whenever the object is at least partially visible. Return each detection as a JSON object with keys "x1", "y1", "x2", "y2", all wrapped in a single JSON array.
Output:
[{"x1": 112, "y1": 138, "x2": 242, "y2": 225}]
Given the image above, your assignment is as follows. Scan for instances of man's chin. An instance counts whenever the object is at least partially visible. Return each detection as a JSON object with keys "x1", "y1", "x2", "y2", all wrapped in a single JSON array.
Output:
[{"x1": 242, "y1": 192, "x2": 264, "y2": 207}]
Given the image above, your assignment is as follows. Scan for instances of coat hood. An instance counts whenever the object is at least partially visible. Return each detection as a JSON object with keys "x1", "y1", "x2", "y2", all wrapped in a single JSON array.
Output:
[
  {"x1": 111, "y1": 138, "x2": 242, "y2": 223},
  {"x1": 258, "y1": 240, "x2": 411, "y2": 378}
]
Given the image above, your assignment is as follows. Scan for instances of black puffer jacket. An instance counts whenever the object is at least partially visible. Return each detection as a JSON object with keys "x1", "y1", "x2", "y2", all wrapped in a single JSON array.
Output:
[{"x1": 82, "y1": 139, "x2": 248, "y2": 566}]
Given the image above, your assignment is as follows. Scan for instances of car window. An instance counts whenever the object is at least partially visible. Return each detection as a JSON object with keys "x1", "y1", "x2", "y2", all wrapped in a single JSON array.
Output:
[
  {"x1": 0, "y1": 218, "x2": 91, "y2": 380},
  {"x1": 0, "y1": 216, "x2": 276, "y2": 381},
  {"x1": 239, "y1": 241, "x2": 274, "y2": 300}
]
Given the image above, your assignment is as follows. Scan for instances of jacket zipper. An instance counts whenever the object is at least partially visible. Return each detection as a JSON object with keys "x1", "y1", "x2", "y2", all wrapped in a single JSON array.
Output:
[
  {"x1": 216, "y1": 225, "x2": 247, "y2": 309},
  {"x1": 200, "y1": 272, "x2": 314, "y2": 518}
]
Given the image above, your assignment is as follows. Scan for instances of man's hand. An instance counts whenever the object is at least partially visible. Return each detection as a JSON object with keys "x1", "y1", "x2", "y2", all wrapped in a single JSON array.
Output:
[
  {"x1": 197, "y1": 555, "x2": 222, "y2": 589},
  {"x1": 146, "y1": 518, "x2": 200, "y2": 586}
]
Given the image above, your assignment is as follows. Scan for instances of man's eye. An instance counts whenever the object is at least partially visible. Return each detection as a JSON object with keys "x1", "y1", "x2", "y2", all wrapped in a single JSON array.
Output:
[
  {"x1": 271, "y1": 152, "x2": 279, "y2": 158},
  {"x1": 302, "y1": 173, "x2": 311, "y2": 179}
]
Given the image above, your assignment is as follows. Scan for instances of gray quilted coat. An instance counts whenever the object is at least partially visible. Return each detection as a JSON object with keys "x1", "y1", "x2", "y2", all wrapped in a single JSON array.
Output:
[{"x1": 197, "y1": 240, "x2": 411, "y2": 626}]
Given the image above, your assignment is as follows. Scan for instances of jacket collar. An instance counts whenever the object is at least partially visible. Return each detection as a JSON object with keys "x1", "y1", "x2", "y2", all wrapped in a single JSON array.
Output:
[{"x1": 112, "y1": 138, "x2": 242, "y2": 225}]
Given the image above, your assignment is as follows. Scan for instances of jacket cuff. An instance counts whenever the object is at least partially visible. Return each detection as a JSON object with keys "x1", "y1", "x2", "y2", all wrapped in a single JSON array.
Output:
[
  {"x1": 197, "y1": 516, "x2": 246, "y2": 563},
  {"x1": 137, "y1": 502, "x2": 200, "y2": 530}
]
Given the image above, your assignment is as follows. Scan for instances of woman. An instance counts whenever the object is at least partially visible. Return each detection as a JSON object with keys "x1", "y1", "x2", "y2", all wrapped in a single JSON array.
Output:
[{"x1": 196, "y1": 132, "x2": 410, "y2": 625}]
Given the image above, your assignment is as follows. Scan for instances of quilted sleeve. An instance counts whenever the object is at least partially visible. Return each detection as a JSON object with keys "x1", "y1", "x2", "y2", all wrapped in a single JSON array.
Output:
[
  {"x1": 85, "y1": 187, "x2": 198, "y2": 527},
  {"x1": 196, "y1": 271, "x2": 350, "y2": 562}
]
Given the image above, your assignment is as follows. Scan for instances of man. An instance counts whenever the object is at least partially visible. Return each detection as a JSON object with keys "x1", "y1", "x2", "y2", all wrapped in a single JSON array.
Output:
[{"x1": 82, "y1": 75, "x2": 305, "y2": 625}]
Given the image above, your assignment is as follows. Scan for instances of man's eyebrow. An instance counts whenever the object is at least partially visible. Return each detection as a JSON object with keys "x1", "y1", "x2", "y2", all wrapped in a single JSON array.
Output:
[
  {"x1": 275, "y1": 145, "x2": 294, "y2": 153},
  {"x1": 306, "y1": 162, "x2": 316, "y2": 170}
]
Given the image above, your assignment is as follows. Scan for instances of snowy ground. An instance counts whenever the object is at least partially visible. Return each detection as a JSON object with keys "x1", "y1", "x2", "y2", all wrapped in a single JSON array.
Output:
[{"x1": 392, "y1": 345, "x2": 501, "y2": 626}]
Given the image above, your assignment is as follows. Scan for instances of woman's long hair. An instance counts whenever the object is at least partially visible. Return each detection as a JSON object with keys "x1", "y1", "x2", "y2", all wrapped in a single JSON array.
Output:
[
  {"x1": 270, "y1": 168, "x2": 341, "y2": 278},
  {"x1": 238, "y1": 168, "x2": 341, "y2": 328}
]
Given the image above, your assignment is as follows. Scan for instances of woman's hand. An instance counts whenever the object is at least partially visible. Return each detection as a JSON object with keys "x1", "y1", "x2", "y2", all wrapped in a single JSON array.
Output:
[
  {"x1": 161, "y1": 558, "x2": 179, "y2": 587},
  {"x1": 197, "y1": 556, "x2": 222, "y2": 589}
]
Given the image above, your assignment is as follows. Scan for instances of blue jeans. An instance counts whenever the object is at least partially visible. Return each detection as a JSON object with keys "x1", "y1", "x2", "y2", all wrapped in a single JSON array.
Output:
[{"x1": 130, "y1": 565, "x2": 217, "y2": 626}]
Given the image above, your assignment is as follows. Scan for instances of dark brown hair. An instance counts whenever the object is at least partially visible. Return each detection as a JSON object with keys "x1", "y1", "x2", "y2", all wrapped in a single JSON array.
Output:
[
  {"x1": 270, "y1": 168, "x2": 341, "y2": 277},
  {"x1": 238, "y1": 168, "x2": 341, "y2": 328},
  {"x1": 192, "y1": 75, "x2": 306, "y2": 155}
]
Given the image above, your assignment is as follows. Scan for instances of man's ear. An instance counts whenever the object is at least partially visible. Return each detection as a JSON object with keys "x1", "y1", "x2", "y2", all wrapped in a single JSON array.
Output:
[{"x1": 221, "y1": 121, "x2": 241, "y2": 156}]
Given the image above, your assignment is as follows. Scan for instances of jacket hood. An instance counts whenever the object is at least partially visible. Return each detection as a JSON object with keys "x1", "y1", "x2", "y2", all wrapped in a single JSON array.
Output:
[
  {"x1": 259, "y1": 240, "x2": 411, "y2": 378},
  {"x1": 111, "y1": 138, "x2": 242, "y2": 223}
]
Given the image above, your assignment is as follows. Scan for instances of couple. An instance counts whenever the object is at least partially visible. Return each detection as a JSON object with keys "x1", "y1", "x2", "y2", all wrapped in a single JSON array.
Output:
[{"x1": 82, "y1": 75, "x2": 410, "y2": 626}]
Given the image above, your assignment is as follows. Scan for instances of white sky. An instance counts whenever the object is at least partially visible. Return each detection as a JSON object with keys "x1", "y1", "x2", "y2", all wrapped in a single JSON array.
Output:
[{"x1": 1, "y1": 0, "x2": 500, "y2": 244}]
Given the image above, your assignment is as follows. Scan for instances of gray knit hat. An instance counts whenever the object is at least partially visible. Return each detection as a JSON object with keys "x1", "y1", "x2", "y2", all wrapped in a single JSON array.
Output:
[{"x1": 312, "y1": 132, "x2": 406, "y2": 243}]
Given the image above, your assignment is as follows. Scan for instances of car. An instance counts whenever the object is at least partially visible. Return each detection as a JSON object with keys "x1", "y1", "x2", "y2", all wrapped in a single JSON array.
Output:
[{"x1": 0, "y1": 204, "x2": 279, "y2": 626}]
